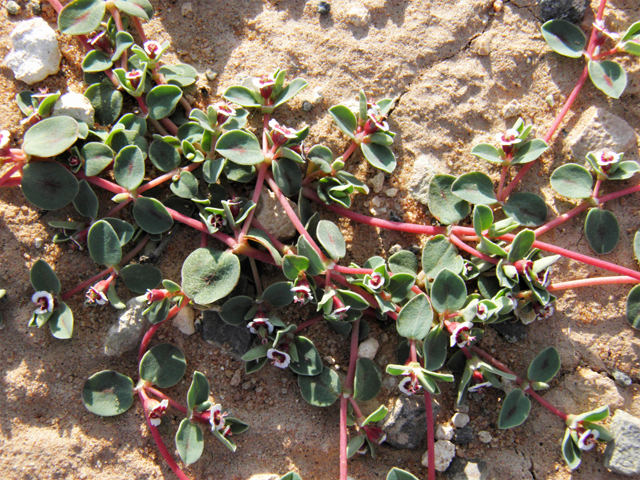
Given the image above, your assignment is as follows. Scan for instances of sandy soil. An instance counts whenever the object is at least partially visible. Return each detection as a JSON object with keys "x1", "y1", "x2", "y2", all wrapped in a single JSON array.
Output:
[{"x1": 1, "y1": 0, "x2": 639, "y2": 479}]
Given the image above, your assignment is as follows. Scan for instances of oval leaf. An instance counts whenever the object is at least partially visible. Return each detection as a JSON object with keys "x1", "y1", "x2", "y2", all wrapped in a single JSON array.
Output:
[
  {"x1": 503, "y1": 192, "x2": 547, "y2": 227},
  {"x1": 22, "y1": 162, "x2": 79, "y2": 210},
  {"x1": 114, "y1": 145, "x2": 145, "y2": 191},
  {"x1": 147, "y1": 85, "x2": 183, "y2": 120},
  {"x1": 175, "y1": 419, "x2": 204, "y2": 465},
  {"x1": 216, "y1": 130, "x2": 264, "y2": 166},
  {"x1": 273, "y1": 157, "x2": 302, "y2": 197},
  {"x1": 361, "y1": 142, "x2": 397, "y2": 174},
  {"x1": 120, "y1": 264, "x2": 162, "y2": 293},
  {"x1": 451, "y1": 172, "x2": 497, "y2": 205},
  {"x1": 396, "y1": 294, "x2": 433, "y2": 340},
  {"x1": 387, "y1": 468, "x2": 420, "y2": 480},
  {"x1": 498, "y1": 389, "x2": 531, "y2": 429},
  {"x1": 541, "y1": 19, "x2": 587, "y2": 58},
  {"x1": 23, "y1": 116, "x2": 80, "y2": 157},
  {"x1": 30, "y1": 259, "x2": 61, "y2": 294},
  {"x1": 73, "y1": 179, "x2": 99, "y2": 219},
  {"x1": 423, "y1": 325, "x2": 448, "y2": 371},
  {"x1": 317, "y1": 220, "x2": 346, "y2": 261},
  {"x1": 82, "y1": 370, "x2": 134, "y2": 416},
  {"x1": 85, "y1": 84, "x2": 123, "y2": 126},
  {"x1": 149, "y1": 139, "x2": 181, "y2": 172},
  {"x1": 181, "y1": 248, "x2": 240, "y2": 305},
  {"x1": 507, "y1": 229, "x2": 535, "y2": 263},
  {"x1": 187, "y1": 371, "x2": 210, "y2": 411},
  {"x1": 298, "y1": 368, "x2": 341, "y2": 407},
  {"x1": 88, "y1": 220, "x2": 122, "y2": 267},
  {"x1": 353, "y1": 357, "x2": 382, "y2": 401},
  {"x1": 550, "y1": 164, "x2": 593, "y2": 199},
  {"x1": 139, "y1": 343, "x2": 187, "y2": 388},
  {"x1": 471, "y1": 143, "x2": 503, "y2": 164},
  {"x1": 328, "y1": 105, "x2": 357, "y2": 139},
  {"x1": 58, "y1": 0, "x2": 106, "y2": 35},
  {"x1": 588, "y1": 60, "x2": 627, "y2": 99},
  {"x1": 428, "y1": 175, "x2": 470, "y2": 225},
  {"x1": 133, "y1": 197, "x2": 174, "y2": 234},
  {"x1": 220, "y1": 296, "x2": 255, "y2": 325},
  {"x1": 626, "y1": 285, "x2": 640, "y2": 329},
  {"x1": 528, "y1": 346, "x2": 561, "y2": 383},
  {"x1": 431, "y1": 269, "x2": 467, "y2": 314},
  {"x1": 288, "y1": 336, "x2": 323, "y2": 376},
  {"x1": 49, "y1": 301, "x2": 74, "y2": 339},
  {"x1": 511, "y1": 139, "x2": 549, "y2": 165},
  {"x1": 82, "y1": 50, "x2": 113, "y2": 73},
  {"x1": 82, "y1": 142, "x2": 114, "y2": 176},
  {"x1": 584, "y1": 208, "x2": 619, "y2": 255},
  {"x1": 422, "y1": 235, "x2": 464, "y2": 280}
]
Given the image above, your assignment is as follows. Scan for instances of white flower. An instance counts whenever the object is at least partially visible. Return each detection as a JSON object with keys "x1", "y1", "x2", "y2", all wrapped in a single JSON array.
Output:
[
  {"x1": 31, "y1": 291, "x2": 55, "y2": 314},
  {"x1": 331, "y1": 306, "x2": 350, "y2": 321},
  {"x1": 148, "y1": 399, "x2": 168, "y2": 427},
  {"x1": 496, "y1": 128, "x2": 522, "y2": 146},
  {"x1": 577, "y1": 429, "x2": 599, "y2": 451},
  {"x1": 450, "y1": 322, "x2": 475, "y2": 348},
  {"x1": 267, "y1": 348, "x2": 291, "y2": 369},
  {"x1": 247, "y1": 317, "x2": 274, "y2": 334},
  {"x1": 398, "y1": 375, "x2": 421, "y2": 396},
  {"x1": 253, "y1": 74, "x2": 276, "y2": 89},
  {"x1": 364, "y1": 272, "x2": 385, "y2": 292},
  {"x1": 143, "y1": 40, "x2": 163, "y2": 59},
  {"x1": 269, "y1": 118, "x2": 299, "y2": 139},
  {"x1": 476, "y1": 303, "x2": 489, "y2": 321},
  {"x1": 291, "y1": 284, "x2": 313, "y2": 305},
  {"x1": 209, "y1": 404, "x2": 227, "y2": 432}
]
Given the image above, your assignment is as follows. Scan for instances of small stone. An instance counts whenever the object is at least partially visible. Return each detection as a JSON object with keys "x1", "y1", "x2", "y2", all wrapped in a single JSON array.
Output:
[
  {"x1": 345, "y1": 3, "x2": 371, "y2": 27},
  {"x1": 302, "y1": 101, "x2": 313, "y2": 112},
  {"x1": 421, "y1": 440, "x2": 455, "y2": 472},
  {"x1": 502, "y1": 100, "x2": 521, "y2": 119},
  {"x1": 172, "y1": 305, "x2": 195, "y2": 335},
  {"x1": 388, "y1": 244, "x2": 402, "y2": 255},
  {"x1": 34, "y1": 237, "x2": 43, "y2": 249},
  {"x1": 604, "y1": 410, "x2": 640, "y2": 476},
  {"x1": 382, "y1": 376, "x2": 397, "y2": 391},
  {"x1": 478, "y1": 431, "x2": 492, "y2": 443},
  {"x1": 455, "y1": 404, "x2": 470, "y2": 414},
  {"x1": 181, "y1": 2, "x2": 193, "y2": 16},
  {"x1": 104, "y1": 298, "x2": 148, "y2": 356},
  {"x1": 454, "y1": 425, "x2": 474, "y2": 445},
  {"x1": 452, "y1": 412, "x2": 470, "y2": 428},
  {"x1": 369, "y1": 171, "x2": 384, "y2": 193},
  {"x1": 230, "y1": 369, "x2": 243, "y2": 387},
  {"x1": 52, "y1": 92, "x2": 95, "y2": 125},
  {"x1": 205, "y1": 69, "x2": 218, "y2": 81},
  {"x1": 324, "y1": 355, "x2": 336, "y2": 365},
  {"x1": 247, "y1": 475, "x2": 279, "y2": 480},
  {"x1": 385, "y1": 188, "x2": 398, "y2": 197},
  {"x1": 242, "y1": 381, "x2": 252, "y2": 390},
  {"x1": 4, "y1": 18, "x2": 61, "y2": 85},
  {"x1": 409, "y1": 154, "x2": 445, "y2": 205},
  {"x1": 6, "y1": 1, "x2": 21, "y2": 15},
  {"x1": 472, "y1": 34, "x2": 492, "y2": 56},
  {"x1": 491, "y1": 319, "x2": 527, "y2": 343},
  {"x1": 545, "y1": 94, "x2": 555, "y2": 107},
  {"x1": 539, "y1": 0, "x2": 588, "y2": 23},
  {"x1": 446, "y1": 458, "x2": 489, "y2": 480},
  {"x1": 382, "y1": 396, "x2": 441, "y2": 449},
  {"x1": 389, "y1": 211, "x2": 403, "y2": 223},
  {"x1": 612, "y1": 370, "x2": 633, "y2": 387},
  {"x1": 254, "y1": 186, "x2": 298, "y2": 240},
  {"x1": 371, "y1": 196, "x2": 382, "y2": 207},
  {"x1": 310, "y1": 88, "x2": 324, "y2": 104},
  {"x1": 27, "y1": 0, "x2": 41, "y2": 14},
  {"x1": 201, "y1": 309, "x2": 253, "y2": 360},
  {"x1": 317, "y1": 1, "x2": 330, "y2": 15},
  {"x1": 357, "y1": 337, "x2": 379, "y2": 360},
  {"x1": 436, "y1": 424, "x2": 455, "y2": 441}
]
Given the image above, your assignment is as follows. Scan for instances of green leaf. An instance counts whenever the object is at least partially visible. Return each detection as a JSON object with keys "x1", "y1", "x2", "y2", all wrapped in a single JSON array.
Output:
[
  {"x1": 139, "y1": 343, "x2": 187, "y2": 388},
  {"x1": 82, "y1": 142, "x2": 114, "y2": 176},
  {"x1": 387, "y1": 273, "x2": 416, "y2": 303},
  {"x1": 571, "y1": 405, "x2": 610, "y2": 424},
  {"x1": 82, "y1": 50, "x2": 113, "y2": 73},
  {"x1": 82, "y1": 371, "x2": 134, "y2": 416},
  {"x1": 635, "y1": 231, "x2": 640, "y2": 263},
  {"x1": 120, "y1": 264, "x2": 162, "y2": 293},
  {"x1": 212, "y1": 426, "x2": 237, "y2": 452},
  {"x1": 584, "y1": 208, "x2": 619, "y2": 255},
  {"x1": 507, "y1": 229, "x2": 535, "y2": 263},
  {"x1": 511, "y1": 139, "x2": 549, "y2": 165},
  {"x1": 388, "y1": 250, "x2": 418, "y2": 275},
  {"x1": 588, "y1": 60, "x2": 627, "y2": 99},
  {"x1": 114, "y1": 145, "x2": 145, "y2": 191},
  {"x1": 428, "y1": 175, "x2": 470, "y2": 225},
  {"x1": 261, "y1": 281, "x2": 294, "y2": 307},
  {"x1": 216, "y1": 130, "x2": 264, "y2": 165},
  {"x1": 171, "y1": 171, "x2": 199, "y2": 199},
  {"x1": 147, "y1": 85, "x2": 183, "y2": 120},
  {"x1": 30, "y1": 259, "x2": 61, "y2": 294},
  {"x1": 133, "y1": 197, "x2": 174, "y2": 234},
  {"x1": 88, "y1": 220, "x2": 122, "y2": 267},
  {"x1": 354, "y1": 357, "x2": 382, "y2": 401},
  {"x1": 423, "y1": 325, "x2": 448, "y2": 371},
  {"x1": 307, "y1": 144, "x2": 333, "y2": 173},
  {"x1": 187, "y1": 371, "x2": 210, "y2": 411},
  {"x1": 625, "y1": 284, "x2": 640, "y2": 329},
  {"x1": 471, "y1": 143, "x2": 504, "y2": 164},
  {"x1": 181, "y1": 248, "x2": 240, "y2": 305},
  {"x1": 289, "y1": 336, "x2": 323, "y2": 376},
  {"x1": 241, "y1": 344, "x2": 269, "y2": 362},
  {"x1": 451, "y1": 172, "x2": 497, "y2": 205},
  {"x1": 298, "y1": 368, "x2": 341, "y2": 407},
  {"x1": 528, "y1": 346, "x2": 561, "y2": 383},
  {"x1": 362, "y1": 405, "x2": 389, "y2": 426},
  {"x1": 282, "y1": 255, "x2": 309, "y2": 280},
  {"x1": 431, "y1": 270, "x2": 467, "y2": 314},
  {"x1": 272, "y1": 157, "x2": 302, "y2": 197},
  {"x1": 279, "y1": 473, "x2": 303, "y2": 480},
  {"x1": 103, "y1": 217, "x2": 134, "y2": 246},
  {"x1": 58, "y1": 0, "x2": 106, "y2": 35},
  {"x1": 361, "y1": 143, "x2": 397, "y2": 174},
  {"x1": 273, "y1": 78, "x2": 308, "y2": 107},
  {"x1": 114, "y1": 0, "x2": 153, "y2": 20},
  {"x1": 550, "y1": 163, "x2": 593, "y2": 198},
  {"x1": 223, "y1": 86, "x2": 262, "y2": 108},
  {"x1": 149, "y1": 139, "x2": 181, "y2": 172},
  {"x1": 607, "y1": 161, "x2": 640, "y2": 180},
  {"x1": 422, "y1": 235, "x2": 464, "y2": 280},
  {"x1": 387, "y1": 467, "x2": 420, "y2": 480},
  {"x1": 316, "y1": 220, "x2": 346, "y2": 261},
  {"x1": 111, "y1": 31, "x2": 134, "y2": 61},
  {"x1": 220, "y1": 296, "x2": 255, "y2": 325},
  {"x1": 85, "y1": 84, "x2": 123, "y2": 126},
  {"x1": 503, "y1": 192, "x2": 548, "y2": 227},
  {"x1": 245, "y1": 229, "x2": 283, "y2": 266},
  {"x1": 297, "y1": 235, "x2": 326, "y2": 276},
  {"x1": 175, "y1": 419, "x2": 204, "y2": 465},
  {"x1": 33, "y1": 152, "x2": 95, "y2": 209},
  {"x1": 23, "y1": 116, "x2": 80, "y2": 157},
  {"x1": 562, "y1": 428, "x2": 582, "y2": 470},
  {"x1": 541, "y1": 19, "x2": 587, "y2": 58},
  {"x1": 396, "y1": 294, "x2": 433, "y2": 340},
  {"x1": 73, "y1": 180, "x2": 99, "y2": 219},
  {"x1": 347, "y1": 435, "x2": 366, "y2": 458},
  {"x1": 498, "y1": 389, "x2": 531, "y2": 429},
  {"x1": 329, "y1": 105, "x2": 357, "y2": 139},
  {"x1": 159, "y1": 64, "x2": 197, "y2": 87}
]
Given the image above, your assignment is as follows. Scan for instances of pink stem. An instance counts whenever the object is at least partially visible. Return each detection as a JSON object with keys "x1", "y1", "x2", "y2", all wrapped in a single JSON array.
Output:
[
  {"x1": 77, "y1": 172, "x2": 126, "y2": 194},
  {"x1": 342, "y1": 141, "x2": 358, "y2": 162},
  {"x1": 592, "y1": 47, "x2": 619, "y2": 60},
  {"x1": 137, "y1": 162, "x2": 200, "y2": 194},
  {"x1": 239, "y1": 162, "x2": 269, "y2": 240},
  {"x1": 547, "y1": 276, "x2": 638, "y2": 291},
  {"x1": 149, "y1": 118, "x2": 169, "y2": 136},
  {"x1": 330, "y1": 272, "x2": 378, "y2": 309},
  {"x1": 145, "y1": 386, "x2": 187, "y2": 414},
  {"x1": 339, "y1": 318, "x2": 361, "y2": 480},
  {"x1": 0, "y1": 164, "x2": 22, "y2": 186},
  {"x1": 348, "y1": 397, "x2": 365, "y2": 421},
  {"x1": 250, "y1": 218, "x2": 287, "y2": 253},
  {"x1": 132, "y1": 17, "x2": 148, "y2": 43},
  {"x1": 332, "y1": 265, "x2": 373, "y2": 275},
  {"x1": 449, "y1": 233, "x2": 499, "y2": 264},
  {"x1": 200, "y1": 231, "x2": 208, "y2": 248},
  {"x1": 159, "y1": 118, "x2": 178, "y2": 136},
  {"x1": 1, "y1": 177, "x2": 22, "y2": 187},
  {"x1": 139, "y1": 303, "x2": 186, "y2": 361},
  {"x1": 339, "y1": 395, "x2": 349, "y2": 480},
  {"x1": 45, "y1": 0, "x2": 62, "y2": 13},
  {"x1": 108, "y1": 6, "x2": 128, "y2": 69},
  {"x1": 534, "y1": 201, "x2": 590, "y2": 237},
  {"x1": 592, "y1": 179, "x2": 602, "y2": 199},
  {"x1": 497, "y1": 164, "x2": 509, "y2": 201},
  {"x1": 61, "y1": 268, "x2": 114, "y2": 301}
]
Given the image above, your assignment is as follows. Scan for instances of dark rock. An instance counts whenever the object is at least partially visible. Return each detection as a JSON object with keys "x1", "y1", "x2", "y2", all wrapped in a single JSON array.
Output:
[
  {"x1": 382, "y1": 396, "x2": 441, "y2": 449},
  {"x1": 202, "y1": 309, "x2": 253, "y2": 359},
  {"x1": 604, "y1": 410, "x2": 640, "y2": 476},
  {"x1": 408, "y1": 245, "x2": 421, "y2": 255},
  {"x1": 28, "y1": 0, "x2": 42, "y2": 15},
  {"x1": 539, "y1": 0, "x2": 588, "y2": 24},
  {"x1": 453, "y1": 425, "x2": 474, "y2": 445},
  {"x1": 446, "y1": 457, "x2": 489, "y2": 480},
  {"x1": 317, "y1": 1, "x2": 330, "y2": 15},
  {"x1": 6, "y1": 1, "x2": 21, "y2": 15},
  {"x1": 389, "y1": 211, "x2": 403, "y2": 223},
  {"x1": 491, "y1": 319, "x2": 527, "y2": 343},
  {"x1": 302, "y1": 101, "x2": 313, "y2": 112},
  {"x1": 612, "y1": 370, "x2": 632, "y2": 388}
]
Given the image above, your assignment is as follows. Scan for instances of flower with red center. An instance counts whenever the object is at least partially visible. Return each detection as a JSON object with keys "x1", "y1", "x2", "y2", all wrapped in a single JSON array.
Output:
[
  {"x1": 450, "y1": 321, "x2": 475, "y2": 348},
  {"x1": 533, "y1": 303, "x2": 554, "y2": 322},
  {"x1": 331, "y1": 306, "x2": 350, "y2": 321},
  {"x1": 468, "y1": 381, "x2": 493, "y2": 393},
  {"x1": 595, "y1": 149, "x2": 622, "y2": 173},
  {"x1": 247, "y1": 316, "x2": 274, "y2": 334},
  {"x1": 145, "y1": 289, "x2": 170, "y2": 305},
  {"x1": 363, "y1": 105, "x2": 389, "y2": 135},
  {"x1": 143, "y1": 40, "x2": 162, "y2": 60},
  {"x1": 291, "y1": 282, "x2": 313, "y2": 305},
  {"x1": 31, "y1": 291, "x2": 55, "y2": 315},
  {"x1": 269, "y1": 119, "x2": 299, "y2": 148},
  {"x1": 267, "y1": 348, "x2": 291, "y2": 369},
  {"x1": 209, "y1": 404, "x2": 228, "y2": 432},
  {"x1": 398, "y1": 373, "x2": 422, "y2": 396},
  {"x1": 496, "y1": 128, "x2": 522, "y2": 146},
  {"x1": 476, "y1": 302, "x2": 489, "y2": 321},
  {"x1": 206, "y1": 213, "x2": 227, "y2": 230},
  {"x1": 364, "y1": 272, "x2": 385, "y2": 292},
  {"x1": 363, "y1": 425, "x2": 387, "y2": 445},
  {"x1": 125, "y1": 69, "x2": 144, "y2": 89},
  {"x1": 253, "y1": 74, "x2": 276, "y2": 99},
  {"x1": 85, "y1": 279, "x2": 110, "y2": 306},
  {"x1": 148, "y1": 399, "x2": 169, "y2": 427},
  {"x1": 214, "y1": 102, "x2": 237, "y2": 126},
  {"x1": 577, "y1": 429, "x2": 599, "y2": 451}
]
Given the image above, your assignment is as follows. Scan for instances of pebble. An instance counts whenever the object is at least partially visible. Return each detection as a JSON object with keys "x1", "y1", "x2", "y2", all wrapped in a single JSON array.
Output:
[
  {"x1": 436, "y1": 424, "x2": 455, "y2": 441},
  {"x1": 473, "y1": 34, "x2": 492, "y2": 56},
  {"x1": 310, "y1": 88, "x2": 324, "y2": 104},
  {"x1": 382, "y1": 396, "x2": 441, "y2": 449},
  {"x1": 28, "y1": 0, "x2": 41, "y2": 14},
  {"x1": 454, "y1": 404, "x2": 469, "y2": 414},
  {"x1": 255, "y1": 186, "x2": 298, "y2": 240},
  {"x1": 103, "y1": 298, "x2": 148, "y2": 356},
  {"x1": 452, "y1": 413, "x2": 470, "y2": 428},
  {"x1": 172, "y1": 305, "x2": 195, "y2": 335},
  {"x1": 539, "y1": 0, "x2": 588, "y2": 23},
  {"x1": 369, "y1": 171, "x2": 384, "y2": 193},
  {"x1": 242, "y1": 381, "x2": 252, "y2": 390},
  {"x1": 604, "y1": 410, "x2": 640, "y2": 476},
  {"x1": 454, "y1": 425, "x2": 474, "y2": 445},
  {"x1": 612, "y1": 370, "x2": 633, "y2": 387},
  {"x1": 34, "y1": 237, "x2": 43, "y2": 249},
  {"x1": 478, "y1": 430, "x2": 492, "y2": 443},
  {"x1": 302, "y1": 101, "x2": 313, "y2": 112},
  {"x1": 357, "y1": 337, "x2": 379, "y2": 360},
  {"x1": 502, "y1": 100, "x2": 521, "y2": 118},
  {"x1": 52, "y1": 92, "x2": 96, "y2": 125},
  {"x1": 324, "y1": 355, "x2": 336, "y2": 365},
  {"x1": 6, "y1": 1, "x2": 21, "y2": 15},
  {"x1": 345, "y1": 4, "x2": 371, "y2": 27},
  {"x1": 421, "y1": 440, "x2": 455, "y2": 472},
  {"x1": 181, "y1": 2, "x2": 193, "y2": 16},
  {"x1": 545, "y1": 94, "x2": 555, "y2": 107},
  {"x1": 230, "y1": 369, "x2": 243, "y2": 387},
  {"x1": 317, "y1": 1, "x2": 330, "y2": 15},
  {"x1": 371, "y1": 196, "x2": 382, "y2": 208},
  {"x1": 385, "y1": 188, "x2": 398, "y2": 197},
  {"x1": 205, "y1": 69, "x2": 218, "y2": 81},
  {"x1": 388, "y1": 211, "x2": 402, "y2": 223}
]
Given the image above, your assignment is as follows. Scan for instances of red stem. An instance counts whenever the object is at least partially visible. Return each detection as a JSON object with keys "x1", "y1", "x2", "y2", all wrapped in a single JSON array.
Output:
[
  {"x1": 449, "y1": 233, "x2": 498, "y2": 264},
  {"x1": 497, "y1": 164, "x2": 509, "y2": 201},
  {"x1": 294, "y1": 314, "x2": 324, "y2": 334},
  {"x1": 139, "y1": 303, "x2": 186, "y2": 362},
  {"x1": 332, "y1": 265, "x2": 373, "y2": 275},
  {"x1": 137, "y1": 162, "x2": 200, "y2": 194},
  {"x1": 0, "y1": 164, "x2": 22, "y2": 186},
  {"x1": 61, "y1": 268, "x2": 113, "y2": 301},
  {"x1": 339, "y1": 395, "x2": 349, "y2": 480},
  {"x1": 45, "y1": 0, "x2": 62, "y2": 13},
  {"x1": 547, "y1": 276, "x2": 638, "y2": 291},
  {"x1": 132, "y1": 16, "x2": 148, "y2": 43},
  {"x1": 145, "y1": 386, "x2": 187, "y2": 414},
  {"x1": 342, "y1": 141, "x2": 358, "y2": 162},
  {"x1": 76, "y1": 172, "x2": 126, "y2": 194},
  {"x1": 239, "y1": 162, "x2": 269, "y2": 240},
  {"x1": 534, "y1": 201, "x2": 590, "y2": 237}
]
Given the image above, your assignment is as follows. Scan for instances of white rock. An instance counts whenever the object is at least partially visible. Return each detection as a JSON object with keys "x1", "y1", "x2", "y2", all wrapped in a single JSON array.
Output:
[
  {"x1": 172, "y1": 305, "x2": 195, "y2": 335},
  {"x1": 409, "y1": 154, "x2": 446, "y2": 205},
  {"x1": 344, "y1": 4, "x2": 371, "y2": 27},
  {"x1": 502, "y1": 100, "x2": 521, "y2": 118},
  {"x1": 421, "y1": 440, "x2": 456, "y2": 472},
  {"x1": 455, "y1": 404, "x2": 470, "y2": 413},
  {"x1": 4, "y1": 18, "x2": 61, "y2": 85},
  {"x1": 357, "y1": 337, "x2": 379, "y2": 360},
  {"x1": 181, "y1": 2, "x2": 193, "y2": 15},
  {"x1": 369, "y1": 171, "x2": 385, "y2": 193},
  {"x1": 371, "y1": 196, "x2": 382, "y2": 207},
  {"x1": 254, "y1": 186, "x2": 298, "y2": 240},
  {"x1": 452, "y1": 412, "x2": 470, "y2": 428},
  {"x1": 435, "y1": 424, "x2": 454, "y2": 441},
  {"x1": 310, "y1": 87, "x2": 324, "y2": 105},
  {"x1": 478, "y1": 430, "x2": 492, "y2": 443},
  {"x1": 472, "y1": 34, "x2": 492, "y2": 56},
  {"x1": 385, "y1": 188, "x2": 398, "y2": 197},
  {"x1": 52, "y1": 93, "x2": 95, "y2": 125}
]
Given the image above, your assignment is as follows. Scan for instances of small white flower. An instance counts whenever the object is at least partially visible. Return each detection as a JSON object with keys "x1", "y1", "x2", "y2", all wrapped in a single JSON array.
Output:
[
  {"x1": 247, "y1": 317, "x2": 274, "y2": 334},
  {"x1": 143, "y1": 40, "x2": 163, "y2": 58},
  {"x1": 86, "y1": 286, "x2": 108, "y2": 305},
  {"x1": 209, "y1": 404, "x2": 227, "y2": 432},
  {"x1": 31, "y1": 291, "x2": 55, "y2": 314},
  {"x1": 577, "y1": 429, "x2": 599, "y2": 451},
  {"x1": 253, "y1": 74, "x2": 276, "y2": 89},
  {"x1": 496, "y1": 128, "x2": 522, "y2": 146},
  {"x1": 291, "y1": 285, "x2": 313, "y2": 305},
  {"x1": 476, "y1": 303, "x2": 489, "y2": 321},
  {"x1": 398, "y1": 375, "x2": 421, "y2": 396},
  {"x1": 366, "y1": 107, "x2": 389, "y2": 132},
  {"x1": 535, "y1": 304, "x2": 554, "y2": 322},
  {"x1": 450, "y1": 322, "x2": 475, "y2": 348},
  {"x1": 267, "y1": 348, "x2": 291, "y2": 369},
  {"x1": 269, "y1": 118, "x2": 299, "y2": 139},
  {"x1": 364, "y1": 272, "x2": 385, "y2": 292},
  {"x1": 468, "y1": 381, "x2": 493, "y2": 393},
  {"x1": 148, "y1": 399, "x2": 169, "y2": 427},
  {"x1": 331, "y1": 305, "x2": 350, "y2": 321}
]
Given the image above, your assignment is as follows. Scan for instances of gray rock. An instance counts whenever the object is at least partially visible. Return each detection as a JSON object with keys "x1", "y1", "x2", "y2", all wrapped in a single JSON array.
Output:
[
  {"x1": 52, "y1": 92, "x2": 95, "y2": 125},
  {"x1": 382, "y1": 395, "x2": 441, "y2": 449},
  {"x1": 302, "y1": 101, "x2": 313, "y2": 112},
  {"x1": 612, "y1": 370, "x2": 633, "y2": 388},
  {"x1": 254, "y1": 186, "x2": 298, "y2": 240},
  {"x1": 202, "y1": 309, "x2": 253, "y2": 359},
  {"x1": 604, "y1": 410, "x2": 640, "y2": 476},
  {"x1": 205, "y1": 69, "x2": 218, "y2": 81},
  {"x1": 28, "y1": 0, "x2": 42, "y2": 14},
  {"x1": 567, "y1": 107, "x2": 638, "y2": 162},
  {"x1": 491, "y1": 319, "x2": 527, "y2": 343},
  {"x1": 454, "y1": 425, "x2": 474, "y2": 445},
  {"x1": 502, "y1": 100, "x2": 521, "y2": 118},
  {"x1": 317, "y1": 1, "x2": 330, "y2": 15},
  {"x1": 422, "y1": 439, "x2": 455, "y2": 472},
  {"x1": 539, "y1": 0, "x2": 588, "y2": 23},
  {"x1": 446, "y1": 458, "x2": 489, "y2": 480},
  {"x1": 4, "y1": 18, "x2": 61, "y2": 85},
  {"x1": 409, "y1": 154, "x2": 446, "y2": 205},
  {"x1": 103, "y1": 298, "x2": 148, "y2": 356},
  {"x1": 6, "y1": 1, "x2": 21, "y2": 15}
]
